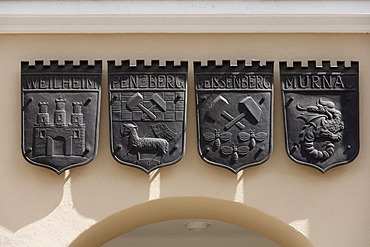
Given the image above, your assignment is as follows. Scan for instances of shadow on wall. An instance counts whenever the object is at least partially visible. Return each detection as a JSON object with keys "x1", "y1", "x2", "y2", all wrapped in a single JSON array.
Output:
[
  {"x1": 70, "y1": 197, "x2": 314, "y2": 247},
  {"x1": 68, "y1": 66, "x2": 247, "y2": 219},
  {"x1": 0, "y1": 158, "x2": 65, "y2": 231}
]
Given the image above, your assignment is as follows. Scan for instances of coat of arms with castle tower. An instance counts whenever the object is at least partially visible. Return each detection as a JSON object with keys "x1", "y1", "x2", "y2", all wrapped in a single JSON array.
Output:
[{"x1": 21, "y1": 60, "x2": 102, "y2": 174}]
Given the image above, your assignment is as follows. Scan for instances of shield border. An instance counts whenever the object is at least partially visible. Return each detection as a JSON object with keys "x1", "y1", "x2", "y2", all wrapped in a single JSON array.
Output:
[
  {"x1": 21, "y1": 60, "x2": 102, "y2": 174},
  {"x1": 280, "y1": 60, "x2": 360, "y2": 173},
  {"x1": 108, "y1": 60, "x2": 188, "y2": 173},
  {"x1": 194, "y1": 60, "x2": 274, "y2": 173}
]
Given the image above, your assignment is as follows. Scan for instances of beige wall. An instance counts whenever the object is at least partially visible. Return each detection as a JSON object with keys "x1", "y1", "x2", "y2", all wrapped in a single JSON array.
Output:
[{"x1": 0, "y1": 34, "x2": 369, "y2": 247}]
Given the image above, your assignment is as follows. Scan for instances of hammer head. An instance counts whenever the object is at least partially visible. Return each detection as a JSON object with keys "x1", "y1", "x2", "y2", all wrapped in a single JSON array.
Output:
[
  {"x1": 240, "y1": 96, "x2": 261, "y2": 122},
  {"x1": 206, "y1": 95, "x2": 229, "y2": 121},
  {"x1": 150, "y1": 93, "x2": 166, "y2": 111},
  {"x1": 126, "y1": 92, "x2": 143, "y2": 110}
]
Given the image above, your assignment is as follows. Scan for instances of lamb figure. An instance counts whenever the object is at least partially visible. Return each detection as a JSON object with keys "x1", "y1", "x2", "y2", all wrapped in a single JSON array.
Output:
[{"x1": 121, "y1": 122, "x2": 169, "y2": 163}]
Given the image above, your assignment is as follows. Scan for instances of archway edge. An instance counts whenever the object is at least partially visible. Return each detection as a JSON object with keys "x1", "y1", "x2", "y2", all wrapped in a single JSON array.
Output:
[{"x1": 70, "y1": 197, "x2": 314, "y2": 247}]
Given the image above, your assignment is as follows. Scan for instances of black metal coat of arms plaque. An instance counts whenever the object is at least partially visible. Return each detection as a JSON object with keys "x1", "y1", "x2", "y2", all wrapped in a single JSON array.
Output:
[
  {"x1": 108, "y1": 60, "x2": 188, "y2": 173},
  {"x1": 280, "y1": 61, "x2": 359, "y2": 173},
  {"x1": 195, "y1": 60, "x2": 274, "y2": 173},
  {"x1": 21, "y1": 60, "x2": 102, "y2": 174}
]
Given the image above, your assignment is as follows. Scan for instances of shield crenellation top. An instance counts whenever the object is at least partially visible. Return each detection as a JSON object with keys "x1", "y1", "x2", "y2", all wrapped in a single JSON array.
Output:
[
  {"x1": 280, "y1": 60, "x2": 359, "y2": 172},
  {"x1": 195, "y1": 60, "x2": 274, "y2": 173},
  {"x1": 108, "y1": 60, "x2": 188, "y2": 173},
  {"x1": 21, "y1": 60, "x2": 102, "y2": 174}
]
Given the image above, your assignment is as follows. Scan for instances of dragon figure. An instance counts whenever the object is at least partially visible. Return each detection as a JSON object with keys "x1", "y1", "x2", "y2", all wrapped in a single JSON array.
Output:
[{"x1": 296, "y1": 98, "x2": 345, "y2": 160}]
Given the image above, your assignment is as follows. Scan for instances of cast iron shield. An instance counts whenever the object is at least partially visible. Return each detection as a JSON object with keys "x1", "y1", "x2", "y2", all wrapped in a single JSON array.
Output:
[
  {"x1": 195, "y1": 60, "x2": 274, "y2": 173},
  {"x1": 21, "y1": 60, "x2": 102, "y2": 174},
  {"x1": 280, "y1": 61, "x2": 359, "y2": 172},
  {"x1": 108, "y1": 60, "x2": 188, "y2": 173}
]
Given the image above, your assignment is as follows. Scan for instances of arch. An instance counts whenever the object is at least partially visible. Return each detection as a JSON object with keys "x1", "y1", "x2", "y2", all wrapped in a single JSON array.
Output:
[
  {"x1": 53, "y1": 136, "x2": 66, "y2": 155},
  {"x1": 70, "y1": 197, "x2": 314, "y2": 247}
]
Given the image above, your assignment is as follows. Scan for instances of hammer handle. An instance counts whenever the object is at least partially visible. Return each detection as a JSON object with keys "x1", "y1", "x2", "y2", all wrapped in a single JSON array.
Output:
[
  {"x1": 138, "y1": 104, "x2": 156, "y2": 120},
  {"x1": 222, "y1": 111, "x2": 245, "y2": 130},
  {"x1": 224, "y1": 113, "x2": 245, "y2": 130}
]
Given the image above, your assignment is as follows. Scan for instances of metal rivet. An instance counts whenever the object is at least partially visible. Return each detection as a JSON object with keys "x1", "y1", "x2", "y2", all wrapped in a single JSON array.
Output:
[{"x1": 84, "y1": 97, "x2": 92, "y2": 105}]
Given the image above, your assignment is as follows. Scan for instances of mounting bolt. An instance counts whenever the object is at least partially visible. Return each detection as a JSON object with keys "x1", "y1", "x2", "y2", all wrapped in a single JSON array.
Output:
[
  {"x1": 85, "y1": 97, "x2": 92, "y2": 105},
  {"x1": 347, "y1": 145, "x2": 351, "y2": 149},
  {"x1": 285, "y1": 97, "x2": 294, "y2": 107},
  {"x1": 111, "y1": 95, "x2": 118, "y2": 103}
]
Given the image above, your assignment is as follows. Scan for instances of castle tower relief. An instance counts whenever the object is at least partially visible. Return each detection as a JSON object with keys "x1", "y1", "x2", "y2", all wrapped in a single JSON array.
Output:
[
  {"x1": 71, "y1": 102, "x2": 84, "y2": 126},
  {"x1": 36, "y1": 102, "x2": 51, "y2": 126},
  {"x1": 54, "y1": 96, "x2": 67, "y2": 126},
  {"x1": 32, "y1": 97, "x2": 86, "y2": 159}
]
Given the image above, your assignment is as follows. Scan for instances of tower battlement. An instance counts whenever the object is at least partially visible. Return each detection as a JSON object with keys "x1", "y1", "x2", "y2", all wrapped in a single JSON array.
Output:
[
  {"x1": 38, "y1": 102, "x2": 49, "y2": 113},
  {"x1": 21, "y1": 60, "x2": 102, "y2": 74},
  {"x1": 108, "y1": 60, "x2": 188, "y2": 73},
  {"x1": 194, "y1": 60, "x2": 274, "y2": 74},
  {"x1": 280, "y1": 61, "x2": 359, "y2": 74}
]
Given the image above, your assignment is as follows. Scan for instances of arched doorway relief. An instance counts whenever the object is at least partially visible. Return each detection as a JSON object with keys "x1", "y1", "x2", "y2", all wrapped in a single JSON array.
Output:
[
  {"x1": 70, "y1": 197, "x2": 314, "y2": 247},
  {"x1": 53, "y1": 136, "x2": 66, "y2": 155}
]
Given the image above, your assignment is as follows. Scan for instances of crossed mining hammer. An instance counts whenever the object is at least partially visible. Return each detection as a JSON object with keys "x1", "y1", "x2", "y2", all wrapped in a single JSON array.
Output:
[
  {"x1": 206, "y1": 95, "x2": 262, "y2": 130},
  {"x1": 126, "y1": 92, "x2": 167, "y2": 120}
]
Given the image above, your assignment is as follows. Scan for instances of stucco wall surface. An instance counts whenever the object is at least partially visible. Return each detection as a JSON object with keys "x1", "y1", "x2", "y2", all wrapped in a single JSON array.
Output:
[{"x1": 0, "y1": 33, "x2": 369, "y2": 247}]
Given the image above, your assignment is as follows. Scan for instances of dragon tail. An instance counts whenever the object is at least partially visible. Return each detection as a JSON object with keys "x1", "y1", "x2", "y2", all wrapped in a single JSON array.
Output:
[{"x1": 303, "y1": 141, "x2": 335, "y2": 160}]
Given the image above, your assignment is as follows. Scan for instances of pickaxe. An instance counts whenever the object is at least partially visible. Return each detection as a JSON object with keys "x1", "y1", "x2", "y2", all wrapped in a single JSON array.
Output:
[
  {"x1": 142, "y1": 93, "x2": 167, "y2": 120},
  {"x1": 224, "y1": 96, "x2": 261, "y2": 130},
  {"x1": 126, "y1": 92, "x2": 156, "y2": 120},
  {"x1": 206, "y1": 95, "x2": 245, "y2": 130}
]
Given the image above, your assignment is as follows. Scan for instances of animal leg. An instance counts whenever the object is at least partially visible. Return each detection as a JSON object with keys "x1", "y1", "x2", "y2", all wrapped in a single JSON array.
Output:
[
  {"x1": 158, "y1": 153, "x2": 165, "y2": 164},
  {"x1": 122, "y1": 146, "x2": 133, "y2": 157},
  {"x1": 147, "y1": 152, "x2": 161, "y2": 165}
]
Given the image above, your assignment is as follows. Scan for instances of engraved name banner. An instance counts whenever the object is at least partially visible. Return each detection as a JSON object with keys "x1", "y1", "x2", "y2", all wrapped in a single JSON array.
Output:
[
  {"x1": 280, "y1": 61, "x2": 359, "y2": 172},
  {"x1": 21, "y1": 60, "x2": 102, "y2": 174},
  {"x1": 108, "y1": 60, "x2": 188, "y2": 173},
  {"x1": 195, "y1": 60, "x2": 274, "y2": 173}
]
